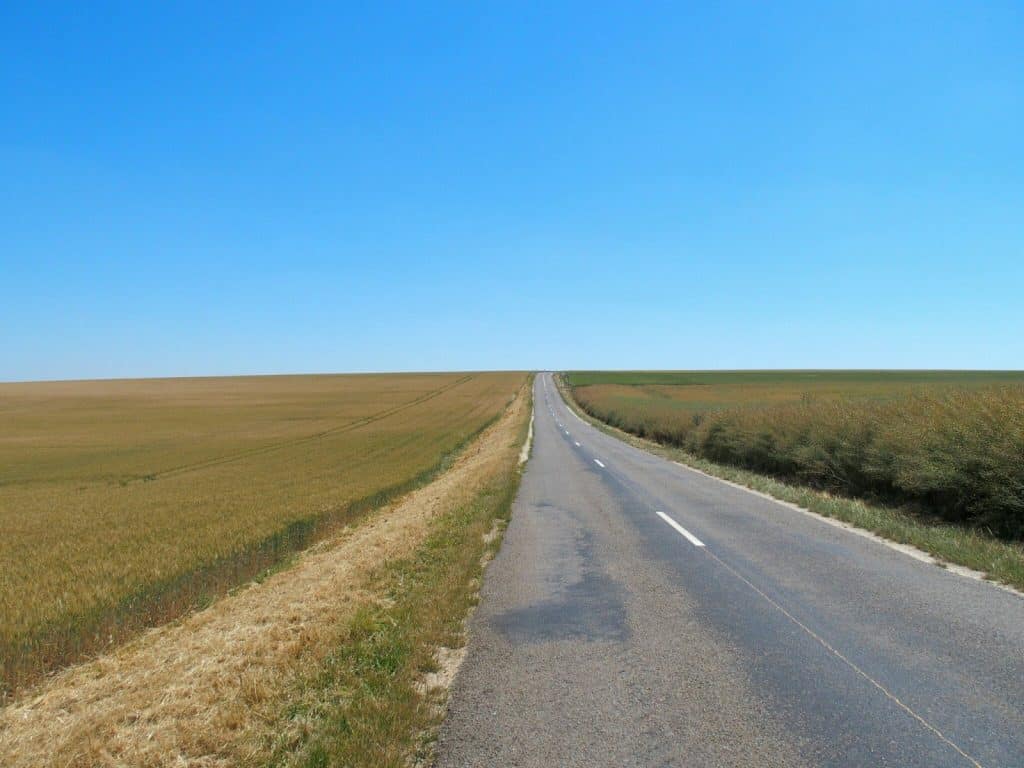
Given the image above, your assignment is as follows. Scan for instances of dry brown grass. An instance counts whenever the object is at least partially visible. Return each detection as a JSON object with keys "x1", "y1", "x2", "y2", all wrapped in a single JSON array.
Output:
[
  {"x1": 0, "y1": 372, "x2": 525, "y2": 695},
  {"x1": 0, "y1": 378, "x2": 531, "y2": 767}
]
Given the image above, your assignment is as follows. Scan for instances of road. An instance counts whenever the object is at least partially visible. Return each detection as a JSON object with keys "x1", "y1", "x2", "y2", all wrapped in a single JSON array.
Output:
[{"x1": 435, "y1": 373, "x2": 1024, "y2": 767}]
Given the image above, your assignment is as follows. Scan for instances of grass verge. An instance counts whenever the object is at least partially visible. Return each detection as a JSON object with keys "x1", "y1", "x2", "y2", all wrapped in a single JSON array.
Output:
[
  {"x1": 555, "y1": 375, "x2": 1024, "y2": 594},
  {"x1": 255, "y1": 384, "x2": 532, "y2": 768}
]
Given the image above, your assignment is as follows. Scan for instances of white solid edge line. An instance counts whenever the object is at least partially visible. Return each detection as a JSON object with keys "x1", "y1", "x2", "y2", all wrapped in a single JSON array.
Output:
[
  {"x1": 593, "y1": 459, "x2": 605, "y2": 468},
  {"x1": 656, "y1": 510, "x2": 706, "y2": 548}
]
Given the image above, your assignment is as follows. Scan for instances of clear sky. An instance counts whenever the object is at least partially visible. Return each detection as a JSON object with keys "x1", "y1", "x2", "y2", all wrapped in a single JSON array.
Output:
[{"x1": 2, "y1": 2, "x2": 1022, "y2": 380}]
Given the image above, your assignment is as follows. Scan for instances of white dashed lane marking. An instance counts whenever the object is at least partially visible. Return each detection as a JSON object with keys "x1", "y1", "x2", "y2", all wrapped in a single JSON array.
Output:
[{"x1": 656, "y1": 510, "x2": 705, "y2": 548}]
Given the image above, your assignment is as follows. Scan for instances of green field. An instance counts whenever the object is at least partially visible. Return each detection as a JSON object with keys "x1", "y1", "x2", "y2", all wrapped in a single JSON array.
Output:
[
  {"x1": 565, "y1": 370, "x2": 1024, "y2": 539},
  {"x1": 0, "y1": 372, "x2": 526, "y2": 696}
]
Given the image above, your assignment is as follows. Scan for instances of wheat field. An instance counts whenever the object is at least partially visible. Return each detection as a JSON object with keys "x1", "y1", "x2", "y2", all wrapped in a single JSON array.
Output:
[{"x1": 0, "y1": 372, "x2": 526, "y2": 696}]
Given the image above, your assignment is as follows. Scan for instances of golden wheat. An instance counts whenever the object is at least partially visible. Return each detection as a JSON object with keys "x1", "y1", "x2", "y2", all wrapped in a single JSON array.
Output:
[{"x1": 0, "y1": 372, "x2": 526, "y2": 695}]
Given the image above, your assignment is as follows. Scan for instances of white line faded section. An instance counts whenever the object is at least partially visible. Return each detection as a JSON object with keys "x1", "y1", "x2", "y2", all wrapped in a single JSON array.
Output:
[{"x1": 704, "y1": 547, "x2": 984, "y2": 768}]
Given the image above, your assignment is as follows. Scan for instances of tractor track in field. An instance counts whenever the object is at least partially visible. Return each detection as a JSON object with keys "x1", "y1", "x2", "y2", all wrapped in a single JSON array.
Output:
[{"x1": 123, "y1": 375, "x2": 476, "y2": 484}]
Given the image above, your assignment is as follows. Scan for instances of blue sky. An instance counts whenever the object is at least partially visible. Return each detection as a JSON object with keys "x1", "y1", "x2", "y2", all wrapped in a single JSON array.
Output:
[{"x1": 2, "y1": 2, "x2": 1022, "y2": 380}]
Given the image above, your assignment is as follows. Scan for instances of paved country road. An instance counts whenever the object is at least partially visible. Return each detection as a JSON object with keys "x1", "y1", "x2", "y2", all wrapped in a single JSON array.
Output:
[{"x1": 435, "y1": 373, "x2": 1024, "y2": 768}]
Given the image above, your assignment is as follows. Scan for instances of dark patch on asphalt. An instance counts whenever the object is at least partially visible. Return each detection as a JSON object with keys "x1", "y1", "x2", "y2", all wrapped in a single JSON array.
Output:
[{"x1": 491, "y1": 570, "x2": 630, "y2": 644}]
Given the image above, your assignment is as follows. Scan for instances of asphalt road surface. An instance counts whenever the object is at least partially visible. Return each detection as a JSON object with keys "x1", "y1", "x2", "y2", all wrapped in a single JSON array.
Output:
[{"x1": 435, "y1": 373, "x2": 1024, "y2": 768}]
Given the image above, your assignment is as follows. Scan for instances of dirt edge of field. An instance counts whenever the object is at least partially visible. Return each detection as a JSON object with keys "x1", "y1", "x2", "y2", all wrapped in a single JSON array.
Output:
[
  {"x1": 0, "y1": 380, "x2": 532, "y2": 767},
  {"x1": 555, "y1": 374, "x2": 1024, "y2": 597}
]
